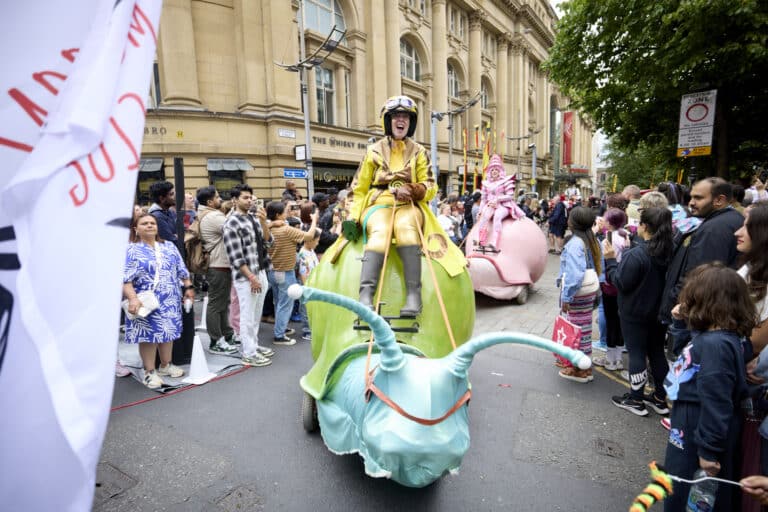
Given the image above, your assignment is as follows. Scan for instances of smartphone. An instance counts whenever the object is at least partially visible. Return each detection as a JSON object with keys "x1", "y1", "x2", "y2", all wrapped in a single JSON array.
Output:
[
  {"x1": 607, "y1": 231, "x2": 613, "y2": 243},
  {"x1": 255, "y1": 199, "x2": 264, "y2": 209}
]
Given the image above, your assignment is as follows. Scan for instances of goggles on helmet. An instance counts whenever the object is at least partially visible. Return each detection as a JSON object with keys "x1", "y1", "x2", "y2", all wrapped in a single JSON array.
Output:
[{"x1": 384, "y1": 95, "x2": 417, "y2": 113}]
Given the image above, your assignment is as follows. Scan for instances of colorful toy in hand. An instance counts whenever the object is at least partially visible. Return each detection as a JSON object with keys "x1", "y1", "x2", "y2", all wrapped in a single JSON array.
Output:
[{"x1": 629, "y1": 461, "x2": 673, "y2": 511}]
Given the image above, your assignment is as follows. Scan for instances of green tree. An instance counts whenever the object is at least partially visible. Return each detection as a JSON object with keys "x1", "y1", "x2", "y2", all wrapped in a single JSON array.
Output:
[
  {"x1": 603, "y1": 140, "x2": 675, "y2": 192},
  {"x1": 546, "y1": 0, "x2": 768, "y2": 180}
]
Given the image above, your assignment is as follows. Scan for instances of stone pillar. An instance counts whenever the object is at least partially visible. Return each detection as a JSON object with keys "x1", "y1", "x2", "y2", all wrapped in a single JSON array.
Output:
[
  {"x1": 347, "y1": 31, "x2": 368, "y2": 131},
  {"x1": 468, "y1": 10, "x2": 484, "y2": 136},
  {"x1": 384, "y1": 0, "x2": 401, "y2": 96},
  {"x1": 261, "y1": 1, "x2": 299, "y2": 113},
  {"x1": 496, "y1": 34, "x2": 510, "y2": 159},
  {"x1": 158, "y1": 0, "x2": 202, "y2": 106},
  {"x1": 366, "y1": 1, "x2": 388, "y2": 129},
  {"x1": 336, "y1": 66, "x2": 349, "y2": 127},
  {"x1": 431, "y1": 0, "x2": 448, "y2": 143},
  {"x1": 509, "y1": 39, "x2": 524, "y2": 174}
]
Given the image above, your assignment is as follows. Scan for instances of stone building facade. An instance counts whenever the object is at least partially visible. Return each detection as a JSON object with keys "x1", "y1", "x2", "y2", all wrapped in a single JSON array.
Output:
[{"x1": 138, "y1": 0, "x2": 593, "y2": 204}]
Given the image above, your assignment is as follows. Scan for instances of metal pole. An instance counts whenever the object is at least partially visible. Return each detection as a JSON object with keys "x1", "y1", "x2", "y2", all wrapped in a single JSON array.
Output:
[
  {"x1": 430, "y1": 113, "x2": 439, "y2": 212},
  {"x1": 298, "y1": 1, "x2": 315, "y2": 198},
  {"x1": 447, "y1": 113, "x2": 453, "y2": 195},
  {"x1": 173, "y1": 157, "x2": 186, "y2": 254},
  {"x1": 531, "y1": 144, "x2": 537, "y2": 194}
]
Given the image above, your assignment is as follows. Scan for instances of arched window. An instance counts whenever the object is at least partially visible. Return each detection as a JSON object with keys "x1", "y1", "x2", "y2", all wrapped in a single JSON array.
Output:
[
  {"x1": 480, "y1": 80, "x2": 489, "y2": 109},
  {"x1": 400, "y1": 39, "x2": 421, "y2": 81},
  {"x1": 303, "y1": 0, "x2": 346, "y2": 33},
  {"x1": 448, "y1": 64, "x2": 460, "y2": 98},
  {"x1": 316, "y1": 66, "x2": 335, "y2": 125}
]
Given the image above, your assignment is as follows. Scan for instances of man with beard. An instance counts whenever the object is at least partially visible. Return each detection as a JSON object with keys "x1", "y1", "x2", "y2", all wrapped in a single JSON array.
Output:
[
  {"x1": 659, "y1": 178, "x2": 743, "y2": 346},
  {"x1": 148, "y1": 181, "x2": 178, "y2": 242}
]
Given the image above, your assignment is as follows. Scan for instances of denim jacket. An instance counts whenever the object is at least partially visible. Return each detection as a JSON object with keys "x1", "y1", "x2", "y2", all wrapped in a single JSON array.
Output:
[{"x1": 557, "y1": 236, "x2": 604, "y2": 304}]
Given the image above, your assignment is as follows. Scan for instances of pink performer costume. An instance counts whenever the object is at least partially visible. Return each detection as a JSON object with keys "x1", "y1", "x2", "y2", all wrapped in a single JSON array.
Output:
[{"x1": 476, "y1": 154, "x2": 524, "y2": 248}]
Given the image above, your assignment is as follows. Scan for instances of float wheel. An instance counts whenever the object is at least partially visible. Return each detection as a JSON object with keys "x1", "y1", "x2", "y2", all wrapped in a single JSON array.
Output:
[{"x1": 301, "y1": 391, "x2": 319, "y2": 433}]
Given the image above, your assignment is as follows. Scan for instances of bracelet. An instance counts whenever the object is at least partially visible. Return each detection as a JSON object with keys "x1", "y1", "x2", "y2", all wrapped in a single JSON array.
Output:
[{"x1": 248, "y1": 274, "x2": 257, "y2": 281}]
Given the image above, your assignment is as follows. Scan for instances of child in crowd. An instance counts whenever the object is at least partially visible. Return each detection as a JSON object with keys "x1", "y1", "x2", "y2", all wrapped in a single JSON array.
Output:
[
  {"x1": 662, "y1": 263, "x2": 756, "y2": 512},
  {"x1": 297, "y1": 234, "x2": 320, "y2": 341}
]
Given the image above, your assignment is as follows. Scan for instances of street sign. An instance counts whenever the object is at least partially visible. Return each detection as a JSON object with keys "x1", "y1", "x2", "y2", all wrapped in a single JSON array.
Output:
[
  {"x1": 677, "y1": 89, "x2": 716, "y2": 157},
  {"x1": 283, "y1": 168, "x2": 308, "y2": 179}
]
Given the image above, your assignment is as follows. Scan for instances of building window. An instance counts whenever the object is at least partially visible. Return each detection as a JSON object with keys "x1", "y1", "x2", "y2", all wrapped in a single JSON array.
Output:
[
  {"x1": 303, "y1": 0, "x2": 346, "y2": 33},
  {"x1": 448, "y1": 64, "x2": 460, "y2": 99},
  {"x1": 400, "y1": 39, "x2": 421, "y2": 81},
  {"x1": 480, "y1": 81, "x2": 488, "y2": 109},
  {"x1": 146, "y1": 61, "x2": 161, "y2": 109},
  {"x1": 482, "y1": 32, "x2": 496, "y2": 59},
  {"x1": 316, "y1": 66, "x2": 335, "y2": 125}
]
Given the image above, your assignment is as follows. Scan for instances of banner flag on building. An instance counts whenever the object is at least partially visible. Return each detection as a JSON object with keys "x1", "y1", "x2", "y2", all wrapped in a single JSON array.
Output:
[
  {"x1": 562, "y1": 111, "x2": 574, "y2": 166},
  {"x1": 0, "y1": 1, "x2": 161, "y2": 509}
]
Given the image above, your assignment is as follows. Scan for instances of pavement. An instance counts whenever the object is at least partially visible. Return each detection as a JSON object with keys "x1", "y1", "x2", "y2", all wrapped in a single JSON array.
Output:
[{"x1": 99, "y1": 252, "x2": 668, "y2": 511}]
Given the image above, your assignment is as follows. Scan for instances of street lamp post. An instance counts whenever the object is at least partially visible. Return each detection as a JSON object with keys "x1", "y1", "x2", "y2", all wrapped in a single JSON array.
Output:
[
  {"x1": 430, "y1": 92, "x2": 481, "y2": 208},
  {"x1": 276, "y1": 1, "x2": 345, "y2": 198},
  {"x1": 528, "y1": 143, "x2": 537, "y2": 194},
  {"x1": 507, "y1": 127, "x2": 542, "y2": 189}
]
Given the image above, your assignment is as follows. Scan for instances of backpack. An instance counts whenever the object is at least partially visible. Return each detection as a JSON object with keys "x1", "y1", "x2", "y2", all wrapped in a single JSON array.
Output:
[{"x1": 184, "y1": 210, "x2": 212, "y2": 274}]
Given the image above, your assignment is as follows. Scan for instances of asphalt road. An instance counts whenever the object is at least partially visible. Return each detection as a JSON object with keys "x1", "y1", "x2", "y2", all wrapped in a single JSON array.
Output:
[{"x1": 99, "y1": 253, "x2": 667, "y2": 511}]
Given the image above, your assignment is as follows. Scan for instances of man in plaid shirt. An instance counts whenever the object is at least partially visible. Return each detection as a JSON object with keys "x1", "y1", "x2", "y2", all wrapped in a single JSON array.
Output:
[{"x1": 223, "y1": 184, "x2": 274, "y2": 367}]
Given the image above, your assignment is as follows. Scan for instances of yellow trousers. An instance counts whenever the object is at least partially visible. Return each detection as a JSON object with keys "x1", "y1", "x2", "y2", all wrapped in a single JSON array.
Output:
[{"x1": 363, "y1": 193, "x2": 424, "y2": 253}]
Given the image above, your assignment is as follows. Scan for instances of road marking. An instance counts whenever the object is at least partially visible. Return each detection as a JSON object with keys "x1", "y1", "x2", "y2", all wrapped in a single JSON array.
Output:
[{"x1": 594, "y1": 366, "x2": 630, "y2": 387}]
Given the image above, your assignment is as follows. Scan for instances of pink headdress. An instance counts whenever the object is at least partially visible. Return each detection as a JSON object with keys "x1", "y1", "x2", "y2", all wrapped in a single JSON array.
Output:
[{"x1": 484, "y1": 154, "x2": 506, "y2": 180}]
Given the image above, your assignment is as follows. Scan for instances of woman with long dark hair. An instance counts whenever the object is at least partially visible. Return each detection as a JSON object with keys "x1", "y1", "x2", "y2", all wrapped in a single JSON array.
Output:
[
  {"x1": 556, "y1": 206, "x2": 602, "y2": 383},
  {"x1": 603, "y1": 207, "x2": 674, "y2": 416}
]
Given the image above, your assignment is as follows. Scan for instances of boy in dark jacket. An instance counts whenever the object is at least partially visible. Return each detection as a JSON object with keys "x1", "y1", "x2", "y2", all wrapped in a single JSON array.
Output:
[{"x1": 662, "y1": 263, "x2": 754, "y2": 512}]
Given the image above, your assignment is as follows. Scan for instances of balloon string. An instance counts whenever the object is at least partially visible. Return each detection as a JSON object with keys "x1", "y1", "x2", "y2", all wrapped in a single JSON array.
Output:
[{"x1": 667, "y1": 474, "x2": 743, "y2": 488}]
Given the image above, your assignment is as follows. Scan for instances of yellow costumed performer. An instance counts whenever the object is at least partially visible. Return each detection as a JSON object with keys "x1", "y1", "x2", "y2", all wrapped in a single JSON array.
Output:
[{"x1": 343, "y1": 95, "x2": 465, "y2": 317}]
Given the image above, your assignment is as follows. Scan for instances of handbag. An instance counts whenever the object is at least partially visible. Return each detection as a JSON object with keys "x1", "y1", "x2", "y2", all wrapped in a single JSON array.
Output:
[
  {"x1": 551, "y1": 314, "x2": 581, "y2": 366},
  {"x1": 578, "y1": 268, "x2": 600, "y2": 296},
  {"x1": 123, "y1": 243, "x2": 162, "y2": 320}
]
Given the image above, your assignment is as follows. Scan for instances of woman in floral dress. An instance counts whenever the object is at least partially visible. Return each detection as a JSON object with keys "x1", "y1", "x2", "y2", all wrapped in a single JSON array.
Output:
[{"x1": 123, "y1": 214, "x2": 195, "y2": 388}]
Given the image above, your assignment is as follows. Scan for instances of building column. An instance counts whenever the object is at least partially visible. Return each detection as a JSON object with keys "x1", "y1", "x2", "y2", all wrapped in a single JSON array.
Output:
[
  {"x1": 509, "y1": 39, "x2": 524, "y2": 175},
  {"x1": 260, "y1": 1, "x2": 299, "y2": 113},
  {"x1": 336, "y1": 66, "x2": 349, "y2": 127},
  {"x1": 157, "y1": 0, "x2": 202, "y2": 106},
  {"x1": 431, "y1": 0, "x2": 448, "y2": 143},
  {"x1": 468, "y1": 10, "x2": 484, "y2": 137},
  {"x1": 496, "y1": 34, "x2": 510, "y2": 159},
  {"x1": 347, "y1": 31, "x2": 367, "y2": 131},
  {"x1": 384, "y1": 0, "x2": 400, "y2": 96},
  {"x1": 366, "y1": 1, "x2": 388, "y2": 129}
]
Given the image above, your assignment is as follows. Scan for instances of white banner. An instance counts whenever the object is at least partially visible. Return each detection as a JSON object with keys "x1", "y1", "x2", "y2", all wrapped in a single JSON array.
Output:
[{"x1": 0, "y1": 1, "x2": 161, "y2": 509}]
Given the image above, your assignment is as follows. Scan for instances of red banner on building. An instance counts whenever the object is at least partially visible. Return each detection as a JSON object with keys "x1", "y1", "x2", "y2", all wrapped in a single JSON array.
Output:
[{"x1": 562, "y1": 111, "x2": 574, "y2": 166}]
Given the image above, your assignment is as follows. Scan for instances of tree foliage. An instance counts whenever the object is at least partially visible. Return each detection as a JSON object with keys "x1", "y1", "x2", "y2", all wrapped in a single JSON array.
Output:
[
  {"x1": 603, "y1": 140, "x2": 673, "y2": 192},
  {"x1": 546, "y1": 0, "x2": 768, "y2": 180}
]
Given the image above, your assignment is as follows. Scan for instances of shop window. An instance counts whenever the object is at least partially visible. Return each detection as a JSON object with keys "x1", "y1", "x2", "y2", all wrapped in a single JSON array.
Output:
[
  {"x1": 207, "y1": 159, "x2": 252, "y2": 199},
  {"x1": 136, "y1": 158, "x2": 165, "y2": 206}
]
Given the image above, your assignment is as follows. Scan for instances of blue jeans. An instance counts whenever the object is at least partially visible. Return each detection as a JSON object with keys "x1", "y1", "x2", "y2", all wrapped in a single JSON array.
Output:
[
  {"x1": 268, "y1": 270, "x2": 297, "y2": 339},
  {"x1": 597, "y1": 297, "x2": 606, "y2": 344}
]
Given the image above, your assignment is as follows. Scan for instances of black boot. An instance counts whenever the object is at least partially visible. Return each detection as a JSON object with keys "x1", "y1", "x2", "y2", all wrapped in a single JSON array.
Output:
[
  {"x1": 359, "y1": 251, "x2": 385, "y2": 309},
  {"x1": 397, "y1": 245, "x2": 422, "y2": 317}
]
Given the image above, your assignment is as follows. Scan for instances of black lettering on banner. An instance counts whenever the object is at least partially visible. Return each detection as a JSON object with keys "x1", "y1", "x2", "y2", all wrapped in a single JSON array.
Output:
[{"x1": 0, "y1": 225, "x2": 21, "y2": 373}]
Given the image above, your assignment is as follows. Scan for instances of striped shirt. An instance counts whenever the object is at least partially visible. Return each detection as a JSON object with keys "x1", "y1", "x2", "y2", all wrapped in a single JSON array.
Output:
[
  {"x1": 268, "y1": 224, "x2": 308, "y2": 271},
  {"x1": 222, "y1": 212, "x2": 270, "y2": 281}
]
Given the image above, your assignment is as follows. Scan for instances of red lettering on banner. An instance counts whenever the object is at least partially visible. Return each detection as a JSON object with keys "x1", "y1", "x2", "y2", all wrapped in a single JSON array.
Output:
[
  {"x1": 0, "y1": 136, "x2": 33, "y2": 153},
  {"x1": 32, "y1": 70, "x2": 67, "y2": 95},
  {"x1": 66, "y1": 90, "x2": 146, "y2": 206},
  {"x1": 88, "y1": 144, "x2": 115, "y2": 182},
  {"x1": 61, "y1": 48, "x2": 79, "y2": 63},
  {"x1": 8, "y1": 88, "x2": 48, "y2": 127},
  {"x1": 127, "y1": 4, "x2": 157, "y2": 47},
  {"x1": 68, "y1": 161, "x2": 89, "y2": 207}
]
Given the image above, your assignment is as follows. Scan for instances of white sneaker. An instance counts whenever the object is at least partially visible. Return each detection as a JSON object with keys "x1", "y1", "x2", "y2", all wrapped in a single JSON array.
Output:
[
  {"x1": 242, "y1": 352, "x2": 272, "y2": 367},
  {"x1": 143, "y1": 370, "x2": 164, "y2": 389},
  {"x1": 605, "y1": 360, "x2": 624, "y2": 371},
  {"x1": 256, "y1": 346, "x2": 275, "y2": 358},
  {"x1": 157, "y1": 363, "x2": 184, "y2": 378}
]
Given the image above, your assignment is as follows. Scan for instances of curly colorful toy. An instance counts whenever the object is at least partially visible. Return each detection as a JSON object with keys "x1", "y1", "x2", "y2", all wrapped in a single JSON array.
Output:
[{"x1": 629, "y1": 461, "x2": 674, "y2": 512}]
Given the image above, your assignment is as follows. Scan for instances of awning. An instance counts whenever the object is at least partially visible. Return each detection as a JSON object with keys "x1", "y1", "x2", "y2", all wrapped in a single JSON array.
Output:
[
  {"x1": 139, "y1": 157, "x2": 164, "y2": 173},
  {"x1": 207, "y1": 158, "x2": 253, "y2": 172}
]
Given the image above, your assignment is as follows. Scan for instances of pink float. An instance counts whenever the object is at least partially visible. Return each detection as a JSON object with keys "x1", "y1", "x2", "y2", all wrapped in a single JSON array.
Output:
[{"x1": 464, "y1": 155, "x2": 548, "y2": 303}]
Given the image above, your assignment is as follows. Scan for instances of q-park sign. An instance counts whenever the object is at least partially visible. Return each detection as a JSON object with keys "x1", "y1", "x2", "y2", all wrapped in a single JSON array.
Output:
[{"x1": 677, "y1": 89, "x2": 716, "y2": 158}]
